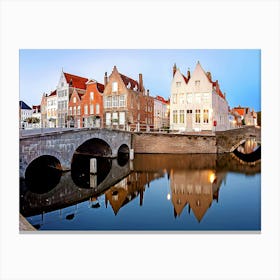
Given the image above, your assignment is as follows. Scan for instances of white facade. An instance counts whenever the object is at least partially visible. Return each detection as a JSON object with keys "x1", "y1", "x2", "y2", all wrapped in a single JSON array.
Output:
[
  {"x1": 170, "y1": 62, "x2": 230, "y2": 132},
  {"x1": 56, "y1": 72, "x2": 69, "y2": 128},
  {"x1": 154, "y1": 97, "x2": 169, "y2": 129},
  {"x1": 47, "y1": 93, "x2": 57, "y2": 127}
]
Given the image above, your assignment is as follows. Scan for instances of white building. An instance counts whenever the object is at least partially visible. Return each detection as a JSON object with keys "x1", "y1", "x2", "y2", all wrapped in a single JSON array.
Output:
[
  {"x1": 19, "y1": 100, "x2": 33, "y2": 129},
  {"x1": 170, "y1": 61, "x2": 230, "y2": 132},
  {"x1": 46, "y1": 90, "x2": 57, "y2": 127},
  {"x1": 56, "y1": 71, "x2": 87, "y2": 128}
]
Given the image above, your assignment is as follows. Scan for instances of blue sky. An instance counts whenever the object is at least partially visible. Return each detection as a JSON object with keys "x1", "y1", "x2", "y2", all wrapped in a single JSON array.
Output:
[{"x1": 19, "y1": 49, "x2": 261, "y2": 111}]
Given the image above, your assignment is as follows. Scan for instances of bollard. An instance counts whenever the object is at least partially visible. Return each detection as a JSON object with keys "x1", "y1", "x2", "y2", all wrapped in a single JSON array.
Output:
[
  {"x1": 90, "y1": 174, "x2": 97, "y2": 189},
  {"x1": 129, "y1": 149, "x2": 134, "y2": 160},
  {"x1": 90, "y1": 158, "x2": 97, "y2": 174}
]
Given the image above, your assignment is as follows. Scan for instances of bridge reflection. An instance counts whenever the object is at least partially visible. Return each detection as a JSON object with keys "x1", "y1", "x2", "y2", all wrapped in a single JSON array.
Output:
[{"x1": 20, "y1": 153, "x2": 261, "y2": 225}]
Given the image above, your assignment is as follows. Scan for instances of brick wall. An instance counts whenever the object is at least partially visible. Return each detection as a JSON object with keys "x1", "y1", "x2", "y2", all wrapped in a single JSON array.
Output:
[{"x1": 132, "y1": 133, "x2": 217, "y2": 154}]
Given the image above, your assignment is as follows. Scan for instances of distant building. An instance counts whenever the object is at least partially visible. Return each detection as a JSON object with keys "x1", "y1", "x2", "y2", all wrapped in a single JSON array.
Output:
[
  {"x1": 19, "y1": 100, "x2": 32, "y2": 129},
  {"x1": 81, "y1": 79, "x2": 104, "y2": 128},
  {"x1": 170, "y1": 61, "x2": 230, "y2": 132},
  {"x1": 103, "y1": 66, "x2": 154, "y2": 131},
  {"x1": 68, "y1": 88, "x2": 85, "y2": 128},
  {"x1": 232, "y1": 106, "x2": 257, "y2": 126},
  {"x1": 56, "y1": 71, "x2": 87, "y2": 128},
  {"x1": 154, "y1": 95, "x2": 169, "y2": 130},
  {"x1": 40, "y1": 93, "x2": 48, "y2": 128},
  {"x1": 46, "y1": 90, "x2": 57, "y2": 127}
]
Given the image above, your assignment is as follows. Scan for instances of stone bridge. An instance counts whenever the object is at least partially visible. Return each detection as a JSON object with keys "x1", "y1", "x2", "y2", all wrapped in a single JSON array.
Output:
[
  {"x1": 216, "y1": 126, "x2": 261, "y2": 153},
  {"x1": 20, "y1": 128, "x2": 132, "y2": 178}
]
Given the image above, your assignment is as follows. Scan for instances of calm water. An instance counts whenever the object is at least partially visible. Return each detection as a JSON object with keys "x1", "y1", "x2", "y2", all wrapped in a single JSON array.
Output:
[{"x1": 20, "y1": 153, "x2": 261, "y2": 231}]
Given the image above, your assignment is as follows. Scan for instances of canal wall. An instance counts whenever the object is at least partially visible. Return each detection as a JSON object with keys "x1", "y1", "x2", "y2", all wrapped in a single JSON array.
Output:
[
  {"x1": 132, "y1": 133, "x2": 217, "y2": 154},
  {"x1": 132, "y1": 126, "x2": 261, "y2": 154}
]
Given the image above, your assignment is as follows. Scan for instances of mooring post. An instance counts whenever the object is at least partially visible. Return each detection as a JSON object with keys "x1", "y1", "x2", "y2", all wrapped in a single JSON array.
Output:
[
  {"x1": 90, "y1": 158, "x2": 97, "y2": 174},
  {"x1": 130, "y1": 149, "x2": 134, "y2": 160},
  {"x1": 90, "y1": 174, "x2": 97, "y2": 189}
]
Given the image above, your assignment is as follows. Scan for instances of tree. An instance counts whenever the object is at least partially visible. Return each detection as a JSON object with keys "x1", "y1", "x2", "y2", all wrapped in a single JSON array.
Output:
[{"x1": 25, "y1": 117, "x2": 40, "y2": 124}]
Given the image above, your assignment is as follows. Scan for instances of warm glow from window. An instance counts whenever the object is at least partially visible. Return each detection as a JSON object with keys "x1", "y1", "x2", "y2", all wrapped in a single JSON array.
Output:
[{"x1": 209, "y1": 172, "x2": 216, "y2": 184}]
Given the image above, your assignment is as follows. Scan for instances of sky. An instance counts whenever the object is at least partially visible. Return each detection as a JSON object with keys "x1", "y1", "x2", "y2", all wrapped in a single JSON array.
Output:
[{"x1": 19, "y1": 49, "x2": 261, "y2": 111}]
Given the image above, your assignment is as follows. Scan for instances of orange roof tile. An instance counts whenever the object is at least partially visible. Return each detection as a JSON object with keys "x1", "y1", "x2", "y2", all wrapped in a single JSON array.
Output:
[{"x1": 64, "y1": 72, "x2": 88, "y2": 89}]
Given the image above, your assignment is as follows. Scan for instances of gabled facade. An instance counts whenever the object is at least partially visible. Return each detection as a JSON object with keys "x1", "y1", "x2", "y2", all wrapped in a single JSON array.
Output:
[
  {"x1": 170, "y1": 61, "x2": 230, "y2": 132},
  {"x1": 68, "y1": 88, "x2": 84, "y2": 128},
  {"x1": 56, "y1": 71, "x2": 87, "y2": 128},
  {"x1": 103, "y1": 66, "x2": 154, "y2": 131},
  {"x1": 154, "y1": 95, "x2": 169, "y2": 130},
  {"x1": 46, "y1": 90, "x2": 57, "y2": 127},
  {"x1": 81, "y1": 79, "x2": 104, "y2": 128}
]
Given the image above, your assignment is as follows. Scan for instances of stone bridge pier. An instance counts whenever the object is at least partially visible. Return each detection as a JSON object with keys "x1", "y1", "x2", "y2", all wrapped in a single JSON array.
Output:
[{"x1": 19, "y1": 128, "x2": 132, "y2": 178}]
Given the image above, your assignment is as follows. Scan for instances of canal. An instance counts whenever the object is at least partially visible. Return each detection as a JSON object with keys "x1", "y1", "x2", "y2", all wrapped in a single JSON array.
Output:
[{"x1": 20, "y1": 147, "x2": 261, "y2": 231}]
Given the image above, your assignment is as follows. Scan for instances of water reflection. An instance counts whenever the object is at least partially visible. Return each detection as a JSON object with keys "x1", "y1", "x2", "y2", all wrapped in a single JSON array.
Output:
[{"x1": 20, "y1": 153, "x2": 261, "y2": 230}]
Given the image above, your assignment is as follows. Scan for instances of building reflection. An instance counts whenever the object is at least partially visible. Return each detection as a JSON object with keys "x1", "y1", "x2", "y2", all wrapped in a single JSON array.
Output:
[
  {"x1": 104, "y1": 171, "x2": 163, "y2": 215},
  {"x1": 169, "y1": 169, "x2": 226, "y2": 222},
  {"x1": 237, "y1": 138, "x2": 259, "y2": 154}
]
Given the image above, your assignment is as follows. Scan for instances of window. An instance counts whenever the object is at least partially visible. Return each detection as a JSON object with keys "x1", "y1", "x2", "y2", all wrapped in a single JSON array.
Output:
[
  {"x1": 187, "y1": 109, "x2": 192, "y2": 114},
  {"x1": 69, "y1": 107, "x2": 72, "y2": 115},
  {"x1": 195, "y1": 109, "x2": 201, "y2": 123},
  {"x1": 84, "y1": 105, "x2": 88, "y2": 115},
  {"x1": 195, "y1": 80, "x2": 200, "y2": 86},
  {"x1": 180, "y1": 110, "x2": 184, "y2": 123},
  {"x1": 179, "y1": 94, "x2": 184, "y2": 104},
  {"x1": 202, "y1": 93, "x2": 210, "y2": 103},
  {"x1": 90, "y1": 91, "x2": 94, "y2": 100},
  {"x1": 119, "y1": 112, "x2": 125, "y2": 125},
  {"x1": 112, "y1": 96, "x2": 118, "y2": 107},
  {"x1": 106, "y1": 113, "x2": 111, "y2": 125},
  {"x1": 173, "y1": 94, "x2": 177, "y2": 104},
  {"x1": 105, "y1": 96, "x2": 111, "y2": 108},
  {"x1": 112, "y1": 112, "x2": 118, "y2": 122},
  {"x1": 96, "y1": 104, "x2": 100, "y2": 114},
  {"x1": 119, "y1": 95, "x2": 125, "y2": 107},
  {"x1": 176, "y1": 82, "x2": 181, "y2": 87},
  {"x1": 90, "y1": 104, "x2": 94, "y2": 114},
  {"x1": 173, "y1": 110, "x2": 178, "y2": 124},
  {"x1": 73, "y1": 97, "x2": 76, "y2": 103},
  {"x1": 203, "y1": 109, "x2": 209, "y2": 123},
  {"x1": 187, "y1": 93, "x2": 192, "y2": 104},
  {"x1": 195, "y1": 93, "x2": 201, "y2": 103},
  {"x1": 77, "y1": 106, "x2": 81, "y2": 115},
  {"x1": 112, "y1": 82, "x2": 118, "y2": 92},
  {"x1": 73, "y1": 106, "x2": 76, "y2": 115}
]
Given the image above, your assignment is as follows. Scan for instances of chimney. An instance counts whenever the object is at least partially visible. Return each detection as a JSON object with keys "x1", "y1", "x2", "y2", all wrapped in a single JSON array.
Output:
[
  {"x1": 104, "y1": 72, "x2": 108, "y2": 87},
  {"x1": 187, "y1": 67, "x2": 191, "y2": 80},
  {"x1": 139, "y1": 73, "x2": 143, "y2": 92},
  {"x1": 206, "y1": 71, "x2": 212, "y2": 81},
  {"x1": 147, "y1": 89, "x2": 150, "y2": 96},
  {"x1": 173, "y1": 63, "x2": 177, "y2": 77}
]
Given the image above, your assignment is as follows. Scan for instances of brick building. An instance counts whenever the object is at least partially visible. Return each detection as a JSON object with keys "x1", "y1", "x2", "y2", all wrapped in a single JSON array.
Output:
[
  {"x1": 68, "y1": 88, "x2": 85, "y2": 128},
  {"x1": 81, "y1": 79, "x2": 104, "y2": 128},
  {"x1": 232, "y1": 106, "x2": 257, "y2": 126},
  {"x1": 103, "y1": 66, "x2": 154, "y2": 131},
  {"x1": 154, "y1": 95, "x2": 170, "y2": 130},
  {"x1": 40, "y1": 93, "x2": 48, "y2": 128}
]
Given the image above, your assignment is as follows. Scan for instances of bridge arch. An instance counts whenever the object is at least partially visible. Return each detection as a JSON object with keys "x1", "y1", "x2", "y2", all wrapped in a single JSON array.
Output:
[
  {"x1": 74, "y1": 138, "x2": 112, "y2": 157},
  {"x1": 25, "y1": 155, "x2": 62, "y2": 194}
]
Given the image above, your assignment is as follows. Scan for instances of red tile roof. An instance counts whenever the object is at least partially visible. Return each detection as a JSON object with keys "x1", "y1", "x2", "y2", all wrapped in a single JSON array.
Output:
[
  {"x1": 64, "y1": 72, "x2": 88, "y2": 89},
  {"x1": 49, "y1": 90, "x2": 57, "y2": 97},
  {"x1": 120, "y1": 73, "x2": 139, "y2": 90},
  {"x1": 155, "y1": 95, "x2": 168, "y2": 104},
  {"x1": 182, "y1": 74, "x2": 189, "y2": 84},
  {"x1": 233, "y1": 108, "x2": 245, "y2": 116},
  {"x1": 96, "y1": 83, "x2": 104, "y2": 93}
]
